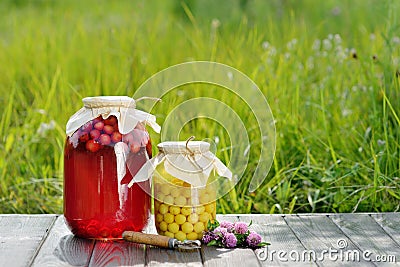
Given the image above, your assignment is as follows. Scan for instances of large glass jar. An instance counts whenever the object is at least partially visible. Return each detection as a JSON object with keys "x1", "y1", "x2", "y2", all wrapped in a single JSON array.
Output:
[
  {"x1": 64, "y1": 96, "x2": 160, "y2": 239},
  {"x1": 130, "y1": 140, "x2": 232, "y2": 241}
]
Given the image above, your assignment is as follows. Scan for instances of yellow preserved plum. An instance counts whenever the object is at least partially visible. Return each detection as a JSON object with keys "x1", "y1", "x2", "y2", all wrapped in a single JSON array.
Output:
[
  {"x1": 175, "y1": 231, "x2": 186, "y2": 241},
  {"x1": 168, "y1": 223, "x2": 179, "y2": 234},
  {"x1": 187, "y1": 213, "x2": 199, "y2": 224},
  {"x1": 158, "y1": 203, "x2": 169, "y2": 215},
  {"x1": 186, "y1": 232, "x2": 198, "y2": 240},
  {"x1": 175, "y1": 214, "x2": 186, "y2": 225},
  {"x1": 163, "y1": 195, "x2": 174, "y2": 205},
  {"x1": 159, "y1": 221, "x2": 168, "y2": 232},
  {"x1": 181, "y1": 222, "x2": 194, "y2": 234},
  {"x1": 163, "y1": 213, "x2": 174, "y2": 224},
  {"x1": 169, "y1": 206, "x2": 181, "y2": 215},
  {"x1": 155, "y1": 213, "x2": 163, "y2": 223},
  {"x1": 195, "y1": 206, "x2": 205, "y2": 215},
  {"x1": 193, "y1": 222, "x2": 205, "y2": 233},
  {"x1": 181, "y1": 207, "x2": 192, "y2": 216},
  {"x1": 199, "y1": 212, "x2": 211, "y2": 223},
  {"x1": 164, "y1": 231, "x2": 174, "y2": 238},
  {"x1": 174, "y1": 196, "x2": 187, "y2": 206},
  {"x1": 170, "y1": 189, "x2": 180, "y2": 198}
]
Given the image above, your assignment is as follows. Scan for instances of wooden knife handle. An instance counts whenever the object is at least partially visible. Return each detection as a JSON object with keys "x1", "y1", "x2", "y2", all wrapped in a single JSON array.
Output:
[{"x1": 122, "y1": 231, "x2": 176, "y2": 249}]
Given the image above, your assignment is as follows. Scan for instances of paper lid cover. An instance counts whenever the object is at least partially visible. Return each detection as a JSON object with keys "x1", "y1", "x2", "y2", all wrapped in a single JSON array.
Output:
[
  {"x1": 65, "y1": 96, "x2": 161, "y2": 136},
  {"x1": 157, "y1": 141, "x2": 210, "y2": 154},
  {"x1": 128, "y1": 140, "x2": 232, "y2": 187}
]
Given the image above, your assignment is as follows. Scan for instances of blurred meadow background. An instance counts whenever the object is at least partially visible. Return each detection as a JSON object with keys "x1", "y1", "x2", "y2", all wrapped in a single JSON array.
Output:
[{"x1": 0, "y1": 0, "x2": 400, "y2": 214}]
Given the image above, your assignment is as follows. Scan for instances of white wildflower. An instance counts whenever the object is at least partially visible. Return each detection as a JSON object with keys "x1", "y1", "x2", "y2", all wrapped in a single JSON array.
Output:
[
  {"x1": 268, "y1": 47, "x2": 277, "y2": 56},
  {"x1": 370, "y1": 33, "x2": 376, "y2": 40},
  {"x1": 312, "y1": 39, "x2": 321, "y2": 51},
  {"x1": 262, "y1": 41, "x2": 270, "y2": 50},
  {"x1": 334, "y1": 34, "x2": 342, "y2": 44},
  {"x1": 323, "y1": 39, "x2": 332, "y2": 50},
  {"x1": 342, "y1": 109, "x2": 352, "y2": 116},
  {"x1": 36, "y1": 109, "x2": 47, "y2": 115},
  {"x1": 211, "y1": 18, "x2": 221, "y2": 29},
  {"x1": 391, "y1": 36, "x2": 400, "y2": 45},
  {"x1": 37, "y1": 120, "x2": 56, "y2": 136},
  {"x1": 377, "y1": 139, "x2": 386, "y2": 146}
]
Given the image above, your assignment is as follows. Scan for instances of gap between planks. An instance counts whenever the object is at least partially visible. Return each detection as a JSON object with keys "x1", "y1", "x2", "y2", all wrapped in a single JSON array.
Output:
[{"x1": 27, "y1": 214, "x2": 59, "y2": 266}]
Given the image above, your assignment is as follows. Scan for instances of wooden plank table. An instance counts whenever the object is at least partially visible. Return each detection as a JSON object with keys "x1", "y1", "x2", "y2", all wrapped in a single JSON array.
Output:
[{"x1": 0, "y1": 213, "x2": 399, "y2": 266}]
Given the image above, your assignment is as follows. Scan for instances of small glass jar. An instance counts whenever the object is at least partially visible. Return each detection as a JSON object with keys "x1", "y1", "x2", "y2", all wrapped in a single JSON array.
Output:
[
  {"x1": 64, "y1": 96, "x2": 160, "y2": 239},
  {"x1": 130, "y1": 140, "x2": 232, "y2": 241}
]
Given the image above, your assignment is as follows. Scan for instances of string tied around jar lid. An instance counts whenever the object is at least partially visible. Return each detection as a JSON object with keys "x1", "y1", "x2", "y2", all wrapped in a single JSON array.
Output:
[{"x1": 185, "y1": 136, "x2": 196, "y2": 156}]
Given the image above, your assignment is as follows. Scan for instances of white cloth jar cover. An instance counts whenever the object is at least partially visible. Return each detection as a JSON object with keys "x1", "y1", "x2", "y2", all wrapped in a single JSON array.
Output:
[
  {"x1": 128, "y1": 141, "x2": 232, "y2": 188},
  {"x1": 65, "y1": 96, "x2": 161, "y2": 206},
  {"x1": 66, "y1": 96, "x2": 160, "y2": 136}
]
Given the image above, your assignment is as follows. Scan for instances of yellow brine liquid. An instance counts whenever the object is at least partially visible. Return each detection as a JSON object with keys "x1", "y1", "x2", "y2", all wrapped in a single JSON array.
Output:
[{"x1": 153, "y1": 165, "x2": 216, "y2": 241}]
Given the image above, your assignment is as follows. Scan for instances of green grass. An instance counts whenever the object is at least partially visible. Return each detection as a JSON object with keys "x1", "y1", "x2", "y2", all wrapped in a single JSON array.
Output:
[{"x1": 0, "y1": 0, "x2": 399, "y2": 213}]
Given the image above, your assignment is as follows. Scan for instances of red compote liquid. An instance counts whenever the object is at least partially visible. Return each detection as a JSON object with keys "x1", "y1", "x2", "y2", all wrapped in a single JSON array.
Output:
[{"x1": 64, "y1": 115, "x2": 152, "y2": 239}]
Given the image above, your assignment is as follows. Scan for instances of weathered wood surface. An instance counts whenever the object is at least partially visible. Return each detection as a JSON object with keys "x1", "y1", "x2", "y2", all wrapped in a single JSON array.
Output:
[
  {"x1": 147, "y1": 247, "x2": 202, "y2": 267},
  {"x1": 371, "y1": 213, "x2": 400, "y2": 247},
  {"x1": 0, "y1": 214, "x2": 56, "y2": 267},
  {"x1": 330, "y1": 214, "x2": 400, "y2": 266},
  {"x1": 0, "y1": 213, "x2": 399, "y2": 266},
  {"x1": 238, "y1": 214, "x2": 315, "y2": 267},
  {"x1": 31, "y1": 216, "x2": 94, "y2": 267},
  {"x1": 284, "y1": 214, "x2": 373, "y2": 266}
]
